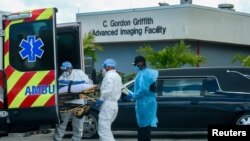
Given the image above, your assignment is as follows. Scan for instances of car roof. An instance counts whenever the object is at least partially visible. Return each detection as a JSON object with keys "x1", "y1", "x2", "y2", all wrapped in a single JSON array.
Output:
[{"x1": 158, "y1": 67, "x2": 250, "y2": 93}]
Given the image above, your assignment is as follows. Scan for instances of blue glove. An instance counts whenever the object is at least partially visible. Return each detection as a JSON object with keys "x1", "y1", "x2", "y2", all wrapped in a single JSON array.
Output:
[
  {"x1": 95, "y1": 99, "x2": 103, "y2": 107},
  {"x1": 127, "y1": 93, "x2": 133, "y2": 99},
  {"x1": 124, "y1": 92, "x2": 133, "y2": 101}
]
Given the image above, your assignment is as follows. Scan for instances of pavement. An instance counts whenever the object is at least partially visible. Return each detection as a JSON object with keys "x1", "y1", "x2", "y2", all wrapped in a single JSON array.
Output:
[{"x1": 0, "y1": 130, "x2": 208, "y2": 141}]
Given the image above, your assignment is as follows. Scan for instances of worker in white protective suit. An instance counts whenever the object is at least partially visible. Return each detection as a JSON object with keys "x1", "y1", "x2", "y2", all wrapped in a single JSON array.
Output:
[
  {"x1": 96, "y1": 58, "x2": 122, "y2": 141},
  {"x1": 54, "y1": 61, "x2": 92, "y2": 141},
  {"x1": 125, "y1": 55, "x2": 158, "y2": 141}
]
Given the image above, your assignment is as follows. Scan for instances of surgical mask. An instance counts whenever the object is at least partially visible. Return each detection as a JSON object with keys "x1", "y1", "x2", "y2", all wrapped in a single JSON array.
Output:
[
  {"x1": 134, "y1": 66, "x2": 140, "y2": 71},
  {"x1": 62, "y1": 71, "x2": 70, "y2": 77}
]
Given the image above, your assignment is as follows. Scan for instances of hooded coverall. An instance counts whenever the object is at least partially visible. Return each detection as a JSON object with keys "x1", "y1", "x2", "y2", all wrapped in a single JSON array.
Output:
[
  {"x1": 55, "y1": 69, "x2": 91, "y2": 141},
  {"x1": 98, "y1": 69, "x2": 122, "y2": 141}
]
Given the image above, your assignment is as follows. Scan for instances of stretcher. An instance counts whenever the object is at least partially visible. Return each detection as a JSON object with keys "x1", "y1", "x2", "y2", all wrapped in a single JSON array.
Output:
[{"x1": 58, "y1": 84, "x2": 98, "y2": 118}]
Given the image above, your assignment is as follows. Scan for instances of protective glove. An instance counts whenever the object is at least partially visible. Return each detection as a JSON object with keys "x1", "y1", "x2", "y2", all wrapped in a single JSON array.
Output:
[{"x1": 95, "y1": 99, "x2": 103, "y2": 107}]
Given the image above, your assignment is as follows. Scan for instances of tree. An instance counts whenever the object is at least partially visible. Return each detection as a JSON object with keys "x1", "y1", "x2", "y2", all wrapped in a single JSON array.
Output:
[
  {"x1": 137, "y1": 40, "x2": 206, "y2": 69},
  {"x1": 232, "y1": 53, "x2": 250, "y2": 67},
  {"x1": 83, "y1": 32, "x2": 103, "y2": 62}
]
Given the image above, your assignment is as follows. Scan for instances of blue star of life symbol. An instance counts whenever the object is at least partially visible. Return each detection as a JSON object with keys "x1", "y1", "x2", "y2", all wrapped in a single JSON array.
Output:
[{"x1": 19, "y1": 35, "x2": 44, "y2": 62}]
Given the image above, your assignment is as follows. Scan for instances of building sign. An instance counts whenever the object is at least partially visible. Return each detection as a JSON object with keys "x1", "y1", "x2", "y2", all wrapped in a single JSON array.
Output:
[
  {"x1": 77, "y1": 8, "x2": 176, "y2": 43},
  {"x1": 77, "y1": 7, "x2": 187, "y2": 43},
  {"x1": 92, "y1": 17, "x2": 166, "y2": 37},
  {"x1": 78, "y1": 6, "x2": 250, "y2": 44}
]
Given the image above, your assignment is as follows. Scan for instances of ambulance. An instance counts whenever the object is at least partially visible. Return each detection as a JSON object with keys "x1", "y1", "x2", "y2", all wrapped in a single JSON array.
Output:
[{"x1": 0, "y1": 8, "x2": 98, "y2": 138}]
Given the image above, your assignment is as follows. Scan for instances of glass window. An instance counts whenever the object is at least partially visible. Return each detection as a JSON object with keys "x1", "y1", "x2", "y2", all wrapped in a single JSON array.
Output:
[
  {"x1": 203, "y1": 77, "x2": 219, "y2": 93},
  {"x1": 9, "y1": 20, "x2": 54, "y2": 71},
  {"x1": 160, "y1": 78, "x2": 204, "y2": 97}
]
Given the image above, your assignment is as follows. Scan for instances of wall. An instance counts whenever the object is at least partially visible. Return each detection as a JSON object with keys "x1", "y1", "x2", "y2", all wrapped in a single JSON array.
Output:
[
  {"x1": 95, "y1": 41, "x2": 250, "y2": 74},
  {"x1": 77, "y1": 5, "x2": 250, "y2": 45},
  {"x1": 76, "y1": 5, "x2": 250, "y2": 75}
]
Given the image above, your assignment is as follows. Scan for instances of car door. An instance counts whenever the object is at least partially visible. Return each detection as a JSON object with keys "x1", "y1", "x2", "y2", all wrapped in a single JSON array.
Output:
[
  {"x1": 156, "y1": 77, "x2": 206, "y2": 130},
  {"x1": 113, "y1": 100, "x2": 137, "y2": 129},
  {"x1": 4, "y1": 8, "x2": 59, "y2": 125},
  {"x1": 113, "y1": 81, "x2": 137, "y2": 129}
]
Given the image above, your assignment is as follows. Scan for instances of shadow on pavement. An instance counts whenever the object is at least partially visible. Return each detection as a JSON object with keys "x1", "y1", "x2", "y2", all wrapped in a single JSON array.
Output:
[
  {"x1": 63, "y1": 131, "x2": 207, "y2": 140},
  {"x1": 114, "y1": 134, "x2": 207, "y2": 139},
  {"x1": 114, "y1": 131, "x2": 207, "y2": 139}
]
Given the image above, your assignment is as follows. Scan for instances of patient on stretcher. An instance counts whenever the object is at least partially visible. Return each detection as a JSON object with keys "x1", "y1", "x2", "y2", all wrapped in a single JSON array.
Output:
[{"x1": 58, "y1": 61, "x2": 95, "y2": 105}]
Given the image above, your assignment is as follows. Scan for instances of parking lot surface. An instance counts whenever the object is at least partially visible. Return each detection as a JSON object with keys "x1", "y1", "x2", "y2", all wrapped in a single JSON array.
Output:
[{"x1": 0, "y1": 130, "x2": 207, "y2": 141}]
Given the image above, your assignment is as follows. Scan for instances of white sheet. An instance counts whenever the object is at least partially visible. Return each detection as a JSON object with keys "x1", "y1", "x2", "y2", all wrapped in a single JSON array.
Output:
[{"x1": 59, "y1": 83, "x2": 94, "y2": 93}]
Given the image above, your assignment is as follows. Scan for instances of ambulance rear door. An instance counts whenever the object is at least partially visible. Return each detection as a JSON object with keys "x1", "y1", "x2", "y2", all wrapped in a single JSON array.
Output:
[
  {"x1": 57, "y1": 22, "x2": 83, "y2": 75},
  {"x1": 3, "y1": 8, "x2": 59, "y2": 126}
]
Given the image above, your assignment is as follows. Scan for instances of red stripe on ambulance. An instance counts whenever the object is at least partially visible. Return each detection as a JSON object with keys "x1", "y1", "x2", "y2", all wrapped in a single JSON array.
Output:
[
  {"x1": 4, "y1": 39, "x2": 9, "y2": 55},
  {"x1": 0, "y1": 102, "x2": 3, "y2": 108},
  {"x1": 24, "y1": 9, "x2": 46, "y2": 22},
  {"x1": 5, "y1": 65, "x2": 15, "y2": 79},
  {"x1": 7, "y1": 72, "x2": 36, "y2": 107},
  {"x1": 45, "y1": 94, "x2": 55, "y2": 107},
  {"x1": 4, "y1": 20, "x2": 10, "y2": 29},
  {"x1": 20, "y1": 70, "x2": 55, "y2": 108}
]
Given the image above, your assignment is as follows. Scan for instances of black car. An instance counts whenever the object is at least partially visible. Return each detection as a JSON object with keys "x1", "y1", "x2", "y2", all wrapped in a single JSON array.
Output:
[{"x1": 82, "y1": 67, "x2": 250, "y2": 138}]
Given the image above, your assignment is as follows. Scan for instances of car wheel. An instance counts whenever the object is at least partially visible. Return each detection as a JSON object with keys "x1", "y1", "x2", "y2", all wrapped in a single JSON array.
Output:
[
  {"x1": 235, "y1": 113, "x2": 250, "y2": 125},
  {"x1": 82, "y1": 110, "x2": 98, "y2": 138}
]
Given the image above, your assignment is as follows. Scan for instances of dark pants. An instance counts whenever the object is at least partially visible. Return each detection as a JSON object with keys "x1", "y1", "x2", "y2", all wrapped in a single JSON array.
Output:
[{"x1": 138, "y1": 126, "x2": 151, "y2": 141}]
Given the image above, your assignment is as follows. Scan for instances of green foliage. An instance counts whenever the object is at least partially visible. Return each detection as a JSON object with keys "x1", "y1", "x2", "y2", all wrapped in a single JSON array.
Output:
[
  {"x1": 122, "y1": 73, "x2": 136, "y2": 83},
  {"x1": 83, "y1": 32, "x2": 103, "y2": 62},
  {"x1": 137, "y1": 40, "x2": 206, "y2": 69},
  {"x1": 232, "y1": 53, "x2": 250, "y2": 67}
]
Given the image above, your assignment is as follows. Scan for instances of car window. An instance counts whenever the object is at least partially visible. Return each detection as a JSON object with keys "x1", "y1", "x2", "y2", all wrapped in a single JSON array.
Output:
[
  {"x1": 203, "y1": 77, "x2": 219, "y2": 94},
  {"x1": 126, "y1": 83, "x2": 134, "y2": 92},
  {"x1": 158, "y1": 78, "x2": 204, "y2": 97}
]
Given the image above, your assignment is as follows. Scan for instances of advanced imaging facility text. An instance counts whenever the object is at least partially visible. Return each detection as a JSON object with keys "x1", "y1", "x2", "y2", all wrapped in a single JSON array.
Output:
[{"x1": 91, "y1": 17, "x2": 167, "y2": 36}]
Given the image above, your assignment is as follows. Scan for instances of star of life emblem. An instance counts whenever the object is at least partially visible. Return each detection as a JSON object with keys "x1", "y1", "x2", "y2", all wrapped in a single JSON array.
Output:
[{"x1": 19, "y1": 35, "x2": 44, "y2": 62}]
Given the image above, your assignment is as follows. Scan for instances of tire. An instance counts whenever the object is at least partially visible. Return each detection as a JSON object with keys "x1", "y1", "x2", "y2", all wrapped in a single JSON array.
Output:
[
  {"x1": 82, "y1": 110, "x2": 99, "y2": 138},
  {"x1": 235, "y1": 113, "x2": 250, "y2": 125}
]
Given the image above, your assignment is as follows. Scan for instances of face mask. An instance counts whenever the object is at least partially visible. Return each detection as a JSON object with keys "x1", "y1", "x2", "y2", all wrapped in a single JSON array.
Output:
[
  {"x1": 134, "y1": 65, "x2": 140, "y2": 71},
  {"x1": 62, "y1": 71, "x2": 70, "y2": 77}
]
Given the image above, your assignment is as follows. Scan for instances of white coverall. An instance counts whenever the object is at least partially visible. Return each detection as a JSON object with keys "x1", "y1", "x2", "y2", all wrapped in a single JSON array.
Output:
[
  {"x1": 98, "y1": 70, "x2": 122, "y2": 141},
  {"x1": 55, "y1": 69, "x2": 91, "y2": 141}
]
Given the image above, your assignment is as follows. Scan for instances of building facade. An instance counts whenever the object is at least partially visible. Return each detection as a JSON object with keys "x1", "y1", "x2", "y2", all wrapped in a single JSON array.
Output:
[{"x1": 76, "y1": 4, "x2": 250, "y2": 74}]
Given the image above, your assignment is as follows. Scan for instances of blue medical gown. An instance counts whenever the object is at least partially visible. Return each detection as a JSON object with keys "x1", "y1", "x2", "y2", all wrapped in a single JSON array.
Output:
[{"x1": 132, "y1": 68, "x2": 159, "y2": 127}]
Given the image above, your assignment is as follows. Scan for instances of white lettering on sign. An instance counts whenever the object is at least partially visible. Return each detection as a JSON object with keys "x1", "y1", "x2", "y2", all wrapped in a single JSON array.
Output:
[{"x1": 91, "y1": 17, "x2": 166, "y2": 37}]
